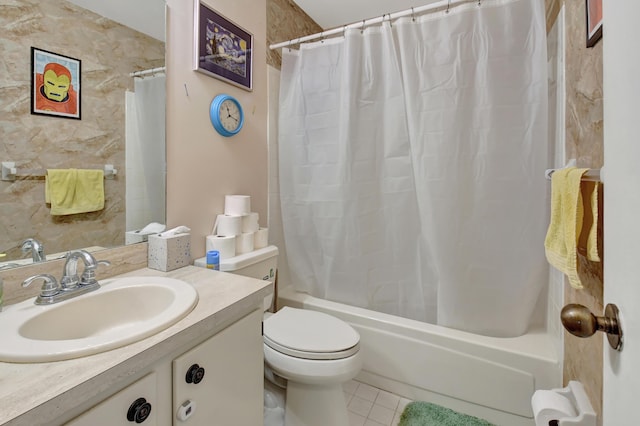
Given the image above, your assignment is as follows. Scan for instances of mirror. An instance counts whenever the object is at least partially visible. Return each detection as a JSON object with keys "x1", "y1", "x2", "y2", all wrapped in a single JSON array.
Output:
[{"x1": 0, "y1": 0, "x2": 166, "y2": 269}]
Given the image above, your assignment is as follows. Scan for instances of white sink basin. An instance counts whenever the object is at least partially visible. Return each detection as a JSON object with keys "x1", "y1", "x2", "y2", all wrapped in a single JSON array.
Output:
[{"x1": 0, "y1": 276, "x2": 198, "y2": 362}]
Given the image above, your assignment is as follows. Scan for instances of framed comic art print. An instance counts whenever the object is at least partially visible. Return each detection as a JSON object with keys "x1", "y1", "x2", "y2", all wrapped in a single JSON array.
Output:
[{"x1": 31, "y1": 47, "x2": 81, "y2": 119}]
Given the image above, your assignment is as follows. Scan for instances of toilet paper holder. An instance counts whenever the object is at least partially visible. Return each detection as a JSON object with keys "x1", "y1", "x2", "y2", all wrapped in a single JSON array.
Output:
[
  {"x1": 560, "y1": 303, "x2": 623, "y2": 351},
  {"x1": 532, "y1": 381, "x2": 596, "y2": 426}
]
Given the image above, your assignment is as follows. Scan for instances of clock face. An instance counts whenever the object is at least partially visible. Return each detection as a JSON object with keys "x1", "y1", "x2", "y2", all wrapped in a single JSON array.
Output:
[
  {"x1": 219, "y1": 99, "x2": 241, "y2": 132},
  {"x1": 210, "y1": 95, "x2": 244, "y2": 137}
]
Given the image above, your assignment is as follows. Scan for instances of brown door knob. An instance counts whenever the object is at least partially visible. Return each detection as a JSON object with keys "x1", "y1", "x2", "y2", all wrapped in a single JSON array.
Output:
[{"x1": 560, "y1": 303, "x2": 622, "y2": 351}]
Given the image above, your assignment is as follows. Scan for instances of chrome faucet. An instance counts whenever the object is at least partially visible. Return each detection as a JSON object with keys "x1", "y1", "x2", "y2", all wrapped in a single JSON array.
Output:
[
  {"x1": 60, "y1": 249, "x2": 110, "y2": 290},
  {"x1": 21, "y1": 238, "x2": 45, "y2": 263},
  {"x1": 22, "y1": 250, "x2": 111, "y2": 305}
]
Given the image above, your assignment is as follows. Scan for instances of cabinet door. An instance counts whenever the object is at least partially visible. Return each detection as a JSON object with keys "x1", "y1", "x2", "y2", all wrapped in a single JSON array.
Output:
[
  {"x1": 172, "y1": 309, "x2": 263, "y2": 425},
  {"x1": 66, "y1": 372, "x2": 158, "y2": 426}
]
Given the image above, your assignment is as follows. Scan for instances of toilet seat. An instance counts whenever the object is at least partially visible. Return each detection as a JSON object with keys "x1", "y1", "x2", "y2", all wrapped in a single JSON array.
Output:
[{"x1": 263, "y1": 307, "x2": 360, "y2": 360}]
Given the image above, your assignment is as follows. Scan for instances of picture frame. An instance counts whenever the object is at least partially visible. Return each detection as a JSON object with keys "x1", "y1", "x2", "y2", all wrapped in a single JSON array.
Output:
[
  {"x1": 30, "y1": 47, "x2": 81, "y2": 120},
  {"x1": 193, "y1": 1, "x2": 253, "y2": 91},
  {"x1": 586, "y1": 0, "x2": 603, "y2": 48}
]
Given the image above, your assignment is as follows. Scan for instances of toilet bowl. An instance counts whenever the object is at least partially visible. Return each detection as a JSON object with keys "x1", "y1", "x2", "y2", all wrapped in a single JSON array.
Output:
[
  {"x1": 196, "y1": 246, "x2": 362, "y2": 426},
  {"x1": 264, "y1": 306, "x2": 362, "y2": 426}
]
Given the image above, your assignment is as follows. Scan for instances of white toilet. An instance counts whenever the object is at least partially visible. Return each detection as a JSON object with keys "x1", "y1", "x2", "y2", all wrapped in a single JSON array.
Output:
[{"x1": 197, "y1": 246, "x2": 362, "y2": 426}]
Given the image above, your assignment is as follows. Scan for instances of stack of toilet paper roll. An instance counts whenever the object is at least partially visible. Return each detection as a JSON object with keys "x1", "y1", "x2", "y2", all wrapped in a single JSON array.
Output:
[{"x1": 205, "y1": 195, "x2": 269, "y2": 259}]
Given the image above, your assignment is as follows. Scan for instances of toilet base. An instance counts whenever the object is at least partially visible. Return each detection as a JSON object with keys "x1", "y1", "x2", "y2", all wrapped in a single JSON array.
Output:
[{"x1": 284, "y1": 381, "x2": 349, "y2": 426}]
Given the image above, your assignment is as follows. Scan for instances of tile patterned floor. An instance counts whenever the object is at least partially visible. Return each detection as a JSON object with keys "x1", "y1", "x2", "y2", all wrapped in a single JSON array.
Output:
[{"x1": 343, "y1": 380, "x2": 412, "y2": 426}]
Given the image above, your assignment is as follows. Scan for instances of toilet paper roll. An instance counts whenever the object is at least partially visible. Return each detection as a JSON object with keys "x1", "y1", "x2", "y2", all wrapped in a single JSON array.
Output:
[
  {"x1": 236, "y1": 232, "x2": 255, "y2": 255},
  {"x1": 224, "y1": 195, "x2": 251, "y2": 216},
  {"x1": 213, "y1": 214, "x2": 242, "y2": 237},
  {"x1": 205, "y1": 235, "x2": 236, "y2": 260},
  {"x1": 242, "y1": 212, "x2": 260, "y2": 233},
  {"x1": 254, "y1": 227, "x2": 269, "y2": 249},
  {"x1": 531, "y1": 390, "x2": 578, "y2": 426}
]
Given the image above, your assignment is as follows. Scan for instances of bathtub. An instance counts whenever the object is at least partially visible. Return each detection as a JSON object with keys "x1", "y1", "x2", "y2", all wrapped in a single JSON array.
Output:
[{"x1": 277, "y1": 286, "x2": 561, "y2": 426}]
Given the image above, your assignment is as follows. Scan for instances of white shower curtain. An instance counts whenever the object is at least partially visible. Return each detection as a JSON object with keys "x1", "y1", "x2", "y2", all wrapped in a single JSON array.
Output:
[
  {"x1": 278, "y1": 0, "x2": 548, "y2": 337},
  {"x1": 125, "y1": 74, "x2": 166, "y2": 232}
]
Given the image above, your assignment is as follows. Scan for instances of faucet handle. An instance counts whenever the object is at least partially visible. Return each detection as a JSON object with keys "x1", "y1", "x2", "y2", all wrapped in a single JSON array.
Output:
[
  {"x1": 22, "y1": 274, "x2": 59, "y2": 297},
  {"x1": 80, "y1": 260, "x2": 111, "y2": 286}
]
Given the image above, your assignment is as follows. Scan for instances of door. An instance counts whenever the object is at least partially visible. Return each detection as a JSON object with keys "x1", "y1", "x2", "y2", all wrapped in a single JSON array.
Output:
[{"x1": 602, "y1": 1, "x2": 640, "y2": 424}]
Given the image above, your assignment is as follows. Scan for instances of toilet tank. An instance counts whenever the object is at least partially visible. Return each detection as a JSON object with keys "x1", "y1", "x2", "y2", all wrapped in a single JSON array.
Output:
[
  {"x1": 220, "y1": 245, "x2": 278, "y2": 282},
  {"x1": 194, "y1": 246, "x2": 278, "y2": 311}
]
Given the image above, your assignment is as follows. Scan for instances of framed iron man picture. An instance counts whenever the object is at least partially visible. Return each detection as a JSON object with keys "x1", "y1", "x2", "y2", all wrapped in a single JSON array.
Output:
[{"x1": 30, "y1": 47, "x2": 81, "y2": 120}]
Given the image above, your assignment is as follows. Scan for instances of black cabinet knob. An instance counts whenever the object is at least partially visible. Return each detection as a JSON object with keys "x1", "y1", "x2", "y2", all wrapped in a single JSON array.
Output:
[
  {"x1": 185, "y1": 363, "x2": 206, "y2": 384},
  {"x1": 127, "y1": 397, "x2": 152, "y2": 423}
]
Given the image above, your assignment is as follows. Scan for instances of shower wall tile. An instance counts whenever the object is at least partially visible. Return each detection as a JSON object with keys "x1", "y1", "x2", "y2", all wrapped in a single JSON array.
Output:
[
  {"x1": 267, "y1": 0, "x2": 323, "y2": 69},
  {"x1": 0, "y1": 0, "x2": 164, "y2": 256}
]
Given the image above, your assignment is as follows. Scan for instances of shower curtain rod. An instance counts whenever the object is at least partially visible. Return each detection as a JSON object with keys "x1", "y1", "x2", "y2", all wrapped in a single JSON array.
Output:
[
  {"x1": 129, "y1": 66, "x2": 166, "y2": 78},
  {"x1": 269, "y1": 0, "x2": 480, "y2": 50}
]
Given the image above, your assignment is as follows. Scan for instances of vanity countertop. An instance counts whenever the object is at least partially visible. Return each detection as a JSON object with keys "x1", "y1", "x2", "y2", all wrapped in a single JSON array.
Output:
[{"x1": 0, "y1": 266, "x2": 272, "y2": 426}]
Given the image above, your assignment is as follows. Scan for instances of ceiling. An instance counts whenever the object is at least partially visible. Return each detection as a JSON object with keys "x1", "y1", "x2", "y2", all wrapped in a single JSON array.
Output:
[
  {"x1": 293, "y1": 0, "x2": 441, "y2": 29},
  {"x1": 67, "y1": 0, "x2": 443, "y2": 42},
  {"x1": 67, "y1": 0, "x2": 165, "y2": 41}
]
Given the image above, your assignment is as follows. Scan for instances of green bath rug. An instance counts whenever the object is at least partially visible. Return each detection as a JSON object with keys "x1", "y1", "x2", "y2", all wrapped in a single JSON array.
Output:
[{"x1": 399, "y1": 401, "x2": 495, "y2": 426}]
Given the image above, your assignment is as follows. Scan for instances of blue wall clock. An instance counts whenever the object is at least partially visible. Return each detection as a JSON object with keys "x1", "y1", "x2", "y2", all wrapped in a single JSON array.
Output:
[{"x1": 210, "y1": 94, "x2": 244, "y2": 137}]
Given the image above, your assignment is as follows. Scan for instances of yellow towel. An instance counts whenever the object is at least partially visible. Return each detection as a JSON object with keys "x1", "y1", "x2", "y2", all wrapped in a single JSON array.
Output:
[
  {"x1": 45, "y1": 169, "x2": 105, "y2": 215},
  {"x1": 544, "y1": 167, "x2": 599, "y2": 289},
  {"x1": 578, "y1": 180, "x2": 600, "y2": 262}
]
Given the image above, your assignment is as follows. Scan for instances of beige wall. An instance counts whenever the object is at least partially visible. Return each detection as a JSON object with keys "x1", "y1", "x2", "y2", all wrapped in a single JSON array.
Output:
[
  {"x1": 0, "y1": 0, "x2": 163, "y2": 258},
  {"x1": 165, "y1": 0, "x2": 268, "y2": 260},
  {"x1": 545, "y1": 0, "x2": 604, "y2": 423}
]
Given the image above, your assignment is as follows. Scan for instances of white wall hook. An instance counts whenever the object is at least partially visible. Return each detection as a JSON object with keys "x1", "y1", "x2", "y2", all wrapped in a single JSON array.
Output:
[
  {"x1": 1, "y1": 162, "x2": 17, "y2": 181},
  {"x1": 104, "y1": 164, "x2": 117, "y2": 179}
]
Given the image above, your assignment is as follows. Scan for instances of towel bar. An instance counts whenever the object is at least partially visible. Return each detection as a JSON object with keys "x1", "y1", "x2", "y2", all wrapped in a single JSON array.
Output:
[
  {"x1": 544, "y1": 167, "x2": 601, "y2": 182},
  {"x1": 1, "y1": 162, "x2": 117, "y2": 181}
]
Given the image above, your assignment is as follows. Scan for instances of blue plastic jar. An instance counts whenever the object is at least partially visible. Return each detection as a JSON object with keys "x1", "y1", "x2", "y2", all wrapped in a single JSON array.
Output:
[{"x1": 206, "y1": 250, "x2": 220, "y2": 270}]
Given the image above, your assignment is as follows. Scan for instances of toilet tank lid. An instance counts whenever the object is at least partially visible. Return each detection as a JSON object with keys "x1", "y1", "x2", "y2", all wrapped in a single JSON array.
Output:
[{"x1": 220, "y1": 245, "x2": 278, "y2": 272}]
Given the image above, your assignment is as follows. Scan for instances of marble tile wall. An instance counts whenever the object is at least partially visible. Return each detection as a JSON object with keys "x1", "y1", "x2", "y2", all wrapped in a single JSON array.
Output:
[
  {"x1": 0, "y1": 0, "x2": 164, "y2": 259},
  {"x1": 266, "y1": 0, "x2": 322, "y2": 69},
  {"x1": 545, "y1": 0, "x2": 604, "y2": 424}
]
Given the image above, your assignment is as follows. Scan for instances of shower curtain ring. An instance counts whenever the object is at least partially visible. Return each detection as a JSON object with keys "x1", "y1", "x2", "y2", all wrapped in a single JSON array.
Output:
[
  {"x1": 478, "y1": 0, "x2": 481, "y2": 6},
  {"x1": 361, "y1": 19, "x2": 366, "y2": 33},
  {"x1": 446, "y1": 0, "x2": 451, "y2": 13},
  {"x1": 343, "y1": 25, "x2": 347, "y2": 37},
  {"x1": 411, "y1": 7, "x2": 416, "y2": 21}
]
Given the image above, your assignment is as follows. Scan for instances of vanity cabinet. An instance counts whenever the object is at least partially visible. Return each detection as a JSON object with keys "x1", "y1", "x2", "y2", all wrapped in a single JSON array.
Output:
[
  {"x1": 172, "y1": 308, "x2": 263, "y2": 425},
  {"x1": 64, "y1": 308, "x2": 263, "y2": 426}
]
